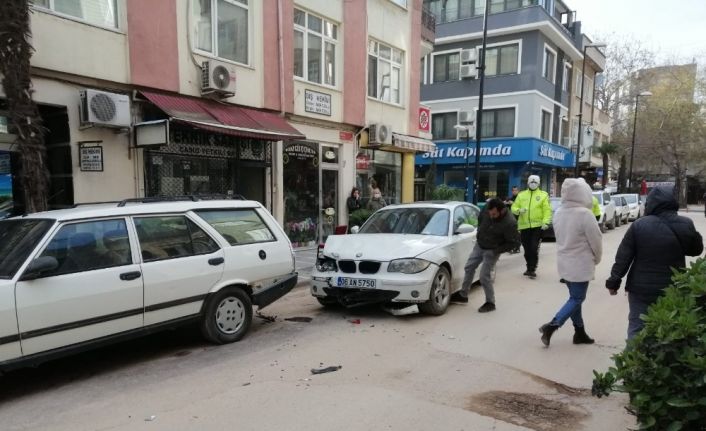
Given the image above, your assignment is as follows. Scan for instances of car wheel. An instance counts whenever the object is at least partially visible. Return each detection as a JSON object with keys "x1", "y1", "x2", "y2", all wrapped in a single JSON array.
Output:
[
  {"x1": 616, "y1": 215, "x2": 622, "y2": 227},
  {"x1": 599, "y1": 219, "x2": 606, "y2": 233},
  {"x1": 317, "y1": 297, "x2": 338, "y2": 307},
  {"x1": 608, "y1": 215, "x2": 616, "y2": 229},
  {"x1": 200, "y1": 287, "x2": 252, "y2": 344},
  {"x1": 419, "y1": 266, "x2": 451, "y2": 316}
]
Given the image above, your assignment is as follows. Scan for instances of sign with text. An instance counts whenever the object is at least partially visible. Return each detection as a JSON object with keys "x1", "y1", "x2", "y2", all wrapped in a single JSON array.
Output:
[
  {"x1": 339, "y1": 130, "x2": 354, "y2": 141},
  {"x1": 304, "y1": 90, "x2": 332, "y2": 116},
  {"x1": 80, "y1": 146, "x2": 104, "y2": 172},
  {"x1": 418, "y1": 107, "x2": 431, "y2": 133}
]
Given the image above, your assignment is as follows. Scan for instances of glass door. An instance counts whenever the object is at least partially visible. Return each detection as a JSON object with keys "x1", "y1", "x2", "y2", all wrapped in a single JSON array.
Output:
[{"x1": 321, "y1": 168, "x2": 339, "y2": 242}]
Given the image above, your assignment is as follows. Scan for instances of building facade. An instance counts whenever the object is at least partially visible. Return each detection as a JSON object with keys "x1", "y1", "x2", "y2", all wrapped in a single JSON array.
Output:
[
  {"x1": 0, "y1": 0, "x2": 435, "y2": 246},
  {"x1": 416, "y1": 0, "x2": 608, "y2": 199}
]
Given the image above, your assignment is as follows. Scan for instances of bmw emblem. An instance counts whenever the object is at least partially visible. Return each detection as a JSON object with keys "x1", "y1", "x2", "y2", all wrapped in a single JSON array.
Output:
[{"x1": 356, "y1": 252, "x2": 363, "y2": 258}]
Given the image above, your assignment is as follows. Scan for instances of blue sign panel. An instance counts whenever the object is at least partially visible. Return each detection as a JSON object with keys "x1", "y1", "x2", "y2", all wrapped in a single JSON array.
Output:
[
  {"x1": 0, "y1": 152, "x2": 12, "y2": 218},
  {"x1": 416, "y1": 138, "x2": 575, "y2": 169}
]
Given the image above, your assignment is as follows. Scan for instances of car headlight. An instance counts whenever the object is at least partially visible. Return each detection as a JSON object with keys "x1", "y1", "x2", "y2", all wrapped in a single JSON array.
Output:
[
  {"x1": 316, "y1": 258, "x2": 337, "y2": 272},
  {"x1": 387, "y1": 258, "x2": 432, "y2": 274}
]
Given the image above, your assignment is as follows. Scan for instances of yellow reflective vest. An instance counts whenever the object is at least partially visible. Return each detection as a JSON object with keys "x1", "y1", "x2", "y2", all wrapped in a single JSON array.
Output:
[
  {"x1": 511, "y1": 189, "x2": 552, "y2": 230},
  {"x1": 592, "y1": 196, "x2": 601, "y2": 218}
]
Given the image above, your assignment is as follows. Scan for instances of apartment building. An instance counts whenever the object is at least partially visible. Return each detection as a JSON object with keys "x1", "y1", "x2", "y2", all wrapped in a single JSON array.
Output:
[
  {"x1": 414, "y1": 0, "x2": 608, "y2": 199},
  {"x1": 0, "y1": 0, "x2": 435, "y2": 245}
]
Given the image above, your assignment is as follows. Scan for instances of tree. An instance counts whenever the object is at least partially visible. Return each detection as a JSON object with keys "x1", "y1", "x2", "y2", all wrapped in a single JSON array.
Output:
[
  {"x1": 595, "y1": 142, "x2": 620, "y2": 187},
  {"x1": 0, "y1": 0, "x2": 50, "y2": 213}
]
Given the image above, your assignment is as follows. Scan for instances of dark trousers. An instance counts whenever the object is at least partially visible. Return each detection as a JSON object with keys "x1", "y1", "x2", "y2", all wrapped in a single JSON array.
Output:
[
  {"x1": 520, "y1": 227, "x2": 542, "y2": 272},
  {"x1": 627, "y1": 293, "x2": 652, "y2": 340}
]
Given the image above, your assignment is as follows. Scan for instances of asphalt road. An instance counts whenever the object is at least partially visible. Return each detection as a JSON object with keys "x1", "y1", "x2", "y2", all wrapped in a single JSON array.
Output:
[{"x1": 1, "y1": 211, "x2": 704, "y2": 431}]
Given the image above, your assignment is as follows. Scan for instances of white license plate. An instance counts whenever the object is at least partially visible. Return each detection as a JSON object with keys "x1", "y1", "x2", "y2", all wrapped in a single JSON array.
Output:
[{"x1": 336, "y1": 277, "x2": 376, "y2": 289}]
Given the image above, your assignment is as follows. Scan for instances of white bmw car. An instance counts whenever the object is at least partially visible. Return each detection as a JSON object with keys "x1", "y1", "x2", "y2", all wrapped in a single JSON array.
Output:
[{"x1": 310, "y1": 202, "x2": 480, "y2": 315}]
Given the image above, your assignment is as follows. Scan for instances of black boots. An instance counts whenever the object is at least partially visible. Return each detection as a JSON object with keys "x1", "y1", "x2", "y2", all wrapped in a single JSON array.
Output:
[
  {"x1": 539, "y1": 322, "x2": 559, "y2": 346},
  {"x1": 573, "y1": 325, "x2": 595, "y2": 344}
]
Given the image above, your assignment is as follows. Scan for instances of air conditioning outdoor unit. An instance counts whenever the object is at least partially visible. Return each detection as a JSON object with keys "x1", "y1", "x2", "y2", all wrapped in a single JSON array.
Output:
[
  {"x1": 458, "y1": 111, "x2": 475, "y2": 125},
  {"x1": 201, "y1": 60, "x2": 236, "y2": 97},
  {"x1": 79, "y1": 89, "x2": 131, "y2": 128},
  {"x1": 460, "y1": 64, "x2": 477, "y2": 79},
  {"x1": 460, "y1": 49, "x2": 477, "y2": 63},
  {"x1": 368, "y1": 123, "x2": 392, "y2": 145}
]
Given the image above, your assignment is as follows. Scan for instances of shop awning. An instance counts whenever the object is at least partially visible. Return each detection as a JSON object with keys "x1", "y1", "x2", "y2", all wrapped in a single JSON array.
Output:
[
  {"x1": 141, "y1": 91, "x2": 305, "y2": 141},
  {"x1": 392, "y1": 133, "x2": 436, "y2": 153}
]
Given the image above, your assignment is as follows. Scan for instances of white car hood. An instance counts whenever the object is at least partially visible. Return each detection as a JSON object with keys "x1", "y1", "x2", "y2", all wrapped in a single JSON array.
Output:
[{"x1": 323, "y1": 234, "x2": 447, "y2": 261}]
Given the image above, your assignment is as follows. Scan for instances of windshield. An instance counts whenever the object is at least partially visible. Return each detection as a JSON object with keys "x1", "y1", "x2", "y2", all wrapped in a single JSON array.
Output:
[
  {"x1": 360, "y1": 208, "x2": 450, "y2": 236},
  {"x1": 624, "y1": 195, "x2": 638, "y2": 204},
  {"x1": 0, "y1": 219, "x2": 54, "y2": 279}
]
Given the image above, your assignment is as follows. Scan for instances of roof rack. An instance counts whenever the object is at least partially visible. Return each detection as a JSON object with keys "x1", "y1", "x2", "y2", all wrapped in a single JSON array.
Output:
[
  {"x1": 72, "y1": 201, "x2": 122, "y2": 208},
  {"x1": 116, "y1": 194, "x2": 245, "y2": 207}
]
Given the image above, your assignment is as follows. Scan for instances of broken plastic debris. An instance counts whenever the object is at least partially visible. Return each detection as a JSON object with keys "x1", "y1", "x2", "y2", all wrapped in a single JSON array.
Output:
[
  {"x1": 382, "y1": 304, "x2": 419, "y2": 316},
  {"x1": 349, "y1": 319, "x2": 361, "y2": 324},
  {"x1": 145, "y1": 415, "x2": 157, "y2": 422},
  {"x1": 256, "y1": 312, "x2": 277, "y2": 323},
  {"x1": 311, "y1": 365, "x2": 342, "y2": 375},
  {"x1": 285, "y1": 317, "x2": 313, "y2": 323}
]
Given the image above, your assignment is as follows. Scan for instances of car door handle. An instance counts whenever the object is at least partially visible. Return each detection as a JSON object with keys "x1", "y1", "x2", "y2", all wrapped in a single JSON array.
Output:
[
  {"x1": 120, "y1": 271, "x2": 142, "y2": 281},
  {"x1": 208, "y1": 257, "x2": 225, "y2": 266}
]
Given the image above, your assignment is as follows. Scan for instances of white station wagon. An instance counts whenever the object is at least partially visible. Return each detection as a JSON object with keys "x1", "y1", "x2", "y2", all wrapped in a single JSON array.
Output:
[
  {"x1": 311, "y1": 202, "x2": 479, "y2": 315},
  {"x1": 0, "y1": 198, "x2": 297, "y2": 372}
]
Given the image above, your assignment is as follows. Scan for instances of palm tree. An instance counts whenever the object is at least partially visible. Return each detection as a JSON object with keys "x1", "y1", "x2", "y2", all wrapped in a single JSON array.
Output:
[
  {"x1": 595, "y1": 142, "x2": 620, "y2": 187},
  {"x1": 0, "y1": 0, "x2": 50, "y2": 213}
]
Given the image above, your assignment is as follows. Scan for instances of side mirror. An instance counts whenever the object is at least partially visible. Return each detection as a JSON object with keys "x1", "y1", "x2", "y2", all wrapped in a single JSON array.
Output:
[
  {"x1": 455, "y1": 224, "x2": 476, "y2": 235},
  {"x1": 21, "y1": 256, "x2": 59, "y2": 281},
  {"x1": 350, "y1": 226, "x2": 360, "y2": 234}
]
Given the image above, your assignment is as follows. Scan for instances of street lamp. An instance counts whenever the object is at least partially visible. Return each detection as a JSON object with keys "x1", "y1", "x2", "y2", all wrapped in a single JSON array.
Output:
[
  {"x1": 574, "y1": 42, "x2": 607, "y2": 178},
  {"x1": 628, "y1": 91, "x2": 653, "y2": 192},
  {"x1": 454, "y1": 124, "x2": 474, "y2": 202},
  {"x1": 472, "y1": 0, "x2": 491, "y2": 205}
]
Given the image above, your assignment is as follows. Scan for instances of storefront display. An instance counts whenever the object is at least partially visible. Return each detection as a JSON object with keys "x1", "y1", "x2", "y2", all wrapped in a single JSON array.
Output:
[
  {"x1": 0, "y1": 152, "x2": 12, "y2": 218},
  {"x1": 283, "y1": 142, "x2": 319, "y2": 247},
  {"x1": 356, "y1": 149, "x2": 402, "y2": 206}
]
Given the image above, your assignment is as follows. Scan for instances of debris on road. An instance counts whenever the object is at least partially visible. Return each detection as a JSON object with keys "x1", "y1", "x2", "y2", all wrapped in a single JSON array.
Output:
[
  {"x1": 311, "y1": 365, "x2": 342, "y2": 375},
  {"x1": 242, "y1": 382, "x2": 251, "y2": 386},
  {"x1": 382, "y1": 304, "x2": 419, "y2": 316},
  {"x1": 145, "y1": 415, "x2": 157, "y2": 422},
  {"x1": 256, "y1": 312, "x2": 277, "y2": 323},
  {"x1": 285, "y1": 316, "x2": 313, "y2": 323},
  {"x1": 349, "y1": 319, "x2": 361, "y2": 324}
]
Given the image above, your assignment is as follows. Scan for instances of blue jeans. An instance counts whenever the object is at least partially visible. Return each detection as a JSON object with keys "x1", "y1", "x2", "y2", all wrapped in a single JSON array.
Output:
[
  {"x1": 627, "y1": 293, "x2": 651, "y2": 340},
  {"x1": 552, "y1": 281, "x2": 589, "y2": 327}
]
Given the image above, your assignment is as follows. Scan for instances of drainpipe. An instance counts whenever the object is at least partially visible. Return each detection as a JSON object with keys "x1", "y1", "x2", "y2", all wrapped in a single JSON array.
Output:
[{"x1": 277, "y1": 0, "x2": 286, "y2": 116}]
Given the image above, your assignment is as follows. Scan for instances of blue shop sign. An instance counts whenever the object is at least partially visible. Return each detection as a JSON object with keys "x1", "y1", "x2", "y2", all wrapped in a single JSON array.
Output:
[{"x1": 416, "y1": 138, "x2": 575, "y2": 169}]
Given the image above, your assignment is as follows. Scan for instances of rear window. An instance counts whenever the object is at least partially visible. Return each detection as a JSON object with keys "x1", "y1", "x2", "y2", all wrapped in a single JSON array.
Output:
[
  {"x1": 195, "y1": 209, "x2": 276, "y2": 245},
  {"x1": 0, "y1": 219, "x2": 54, "y2": 279}
]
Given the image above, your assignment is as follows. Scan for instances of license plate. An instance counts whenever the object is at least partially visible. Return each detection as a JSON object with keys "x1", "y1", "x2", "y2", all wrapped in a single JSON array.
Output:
[{"x1": 336, "y1": 277, "x2": 376, "y2": 289}]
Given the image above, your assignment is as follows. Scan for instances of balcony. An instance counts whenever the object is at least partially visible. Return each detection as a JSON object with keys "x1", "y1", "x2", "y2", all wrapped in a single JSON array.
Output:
[{"x1": 422, "y1": 7, "x2": 436, "y2": 43}]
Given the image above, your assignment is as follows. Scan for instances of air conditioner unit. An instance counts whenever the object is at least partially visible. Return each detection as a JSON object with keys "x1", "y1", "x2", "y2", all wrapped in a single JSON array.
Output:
[
  {"x1": 460, "y1": 49, "x2": 477, "y2": 63},
  {"x1": 458, "y1": 111, "x2": 475, "y2": 125},
  {"x1": 79, "y1": 89, "x2": 131, "y2": 128},
  {"x1": 460, "y1": 64, "x2": 477, "y2": 79},
  {"x1": 368, "y1": 123, "x2": 392, "y2": 145},
  {"x1": 201, "y1": 60, "x2": 236, "y2": 97}
]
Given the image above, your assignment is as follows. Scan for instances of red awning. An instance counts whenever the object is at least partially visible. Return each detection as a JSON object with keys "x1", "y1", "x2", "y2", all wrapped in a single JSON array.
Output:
[{"x1": 141, "y1": 91, "x2": 305, "y2": 141}]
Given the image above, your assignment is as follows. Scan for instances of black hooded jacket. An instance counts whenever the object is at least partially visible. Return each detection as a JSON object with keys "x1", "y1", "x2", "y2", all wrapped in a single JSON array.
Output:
[{"x1": 606, "y1": 186, "x2": 703, "y2": 300}]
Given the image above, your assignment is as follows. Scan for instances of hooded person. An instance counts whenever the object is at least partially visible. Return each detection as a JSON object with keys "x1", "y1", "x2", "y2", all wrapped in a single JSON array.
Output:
[
  {"x1": 539, "y1": 178, "x2": 603, "y2": 346},
  {"x1": 606, "y1": 185, "x2": 703, "y2": 340},
  {"x1": 366, "y1": 188, "x2": 387, "y2": 212},
  {"x1": 511, "y1": 175, "x2": 552, "y2": 279}
]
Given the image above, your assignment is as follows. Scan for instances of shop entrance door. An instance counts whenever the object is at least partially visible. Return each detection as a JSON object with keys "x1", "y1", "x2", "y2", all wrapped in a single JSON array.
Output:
[{"x1": 321, "y1": 169, "x2": 339, "y2": 241}]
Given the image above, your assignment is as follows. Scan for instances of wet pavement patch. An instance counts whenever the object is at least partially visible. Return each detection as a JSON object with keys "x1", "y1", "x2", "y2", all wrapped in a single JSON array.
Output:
[{"x1": 467, "y1": 391, "x2": 589, "y2": 431}]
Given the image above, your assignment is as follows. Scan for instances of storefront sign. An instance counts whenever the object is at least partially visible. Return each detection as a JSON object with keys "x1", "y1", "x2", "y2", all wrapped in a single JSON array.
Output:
[
  {"x1": 284, "y1": 142, "x2": 318, "y2": 166},
  {"x1": 356, "y1": 153, "x2": 372, "y2": 170},
  {"x1": 418, "y1": 107, "x2": 431, "y2": 133},
  {"x1": 79, "y1": 146, "x2": 104, "y2": 172},
  {"x1": 539, "y1": 144, "x2": 567, "y2": 161},
  {"x1": 422, "y1": 144, "x2": 512, "y2": 159},
  {"x1": 165, "y1": 129, "x2": 237, "y2": 158},
  {"x1": 339, "y1": 130, "x2": 354, "y2": 141},
  {"x1": 304, "y1": 90, "x2": 332, "y2": 116}
]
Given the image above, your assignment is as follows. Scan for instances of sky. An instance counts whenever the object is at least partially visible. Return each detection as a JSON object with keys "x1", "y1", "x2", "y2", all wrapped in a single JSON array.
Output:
[{"x1": 567, "y1": 0, "x2": 706, "y2": 63}]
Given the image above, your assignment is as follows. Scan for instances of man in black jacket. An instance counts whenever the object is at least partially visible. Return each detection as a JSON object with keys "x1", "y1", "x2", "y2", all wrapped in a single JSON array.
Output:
[
  {"x1": 606, "y1": 185, "x2": 703, "y2": 339},
  {"x1": 453, "y1": 198, "x2": 520, "y2": 312}
]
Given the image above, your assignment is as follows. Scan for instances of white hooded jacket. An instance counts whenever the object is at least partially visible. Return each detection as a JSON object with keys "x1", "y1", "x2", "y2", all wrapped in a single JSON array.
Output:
[{"x1": 554, "y1": 179, "x2": 603, "y2": 282}]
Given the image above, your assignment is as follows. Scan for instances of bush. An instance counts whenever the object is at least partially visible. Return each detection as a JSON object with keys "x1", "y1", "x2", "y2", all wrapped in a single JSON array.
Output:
[
  {"x1": 431, "y1": 184, "x2": 465, "y2": 201},
  {"x1": 348, "y1": 208, "x2": 373, "y2": 228},
  {"x1": 592, "y1": 258, "x2": 706, "y2": 430}
]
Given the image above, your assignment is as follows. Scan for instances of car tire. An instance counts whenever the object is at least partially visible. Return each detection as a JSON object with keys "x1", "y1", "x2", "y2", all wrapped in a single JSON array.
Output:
[
  {"x1": 317, "y1": 297, "x2": 338, "y2": 307},
  {"x1": 200, "y1": 287, "x2": 253, "y2": 344},
  {"x1": 608, "y1": 215, "x2": 616, "y2": 229},
  {"x1": 419, "y1": 266, "x2": 451, "y2": 316},
  {"x1": 616, "y1": 215, "x2": 622, "y2": 227}
]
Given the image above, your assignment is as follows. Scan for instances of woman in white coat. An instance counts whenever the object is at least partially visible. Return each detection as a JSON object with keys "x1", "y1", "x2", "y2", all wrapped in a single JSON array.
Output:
[{"x1": 539, "y1": 178, "x2": 602, "y2": 346}]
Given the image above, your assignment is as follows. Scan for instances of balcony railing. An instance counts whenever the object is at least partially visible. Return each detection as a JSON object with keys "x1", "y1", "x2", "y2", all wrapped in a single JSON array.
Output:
[
  {"x1": 421, "y1": 7, "x2": 436, "y2": 43},
  {"x1": 425, "y1": 0, "x2": 541, "y2": 24}
]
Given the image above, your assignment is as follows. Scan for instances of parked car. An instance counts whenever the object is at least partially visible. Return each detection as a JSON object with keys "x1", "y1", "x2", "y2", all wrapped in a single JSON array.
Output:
[
  {"x1": 611, "y1": 195, "x2": 630, "y2": 226},
  {"x1": 541, "y1": 198, "x2": 562, "y2": 240},
  {"x1": 592, "y1": 191, "x2": 618, "y2": 231},
  {"x1": 0, "y1": 197, "x2": 297, "y2": 372},
  {"x1": 614, "y1": 193, "x2": 644, "y2": 221},
  {"x1": 311, "y1": 201, "x2": 480, "y2": 315}
]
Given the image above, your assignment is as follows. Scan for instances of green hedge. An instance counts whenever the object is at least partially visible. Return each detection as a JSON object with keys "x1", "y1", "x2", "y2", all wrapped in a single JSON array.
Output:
[{"x1": 592, "y1": 258, "x2": 706, "y2": 430}]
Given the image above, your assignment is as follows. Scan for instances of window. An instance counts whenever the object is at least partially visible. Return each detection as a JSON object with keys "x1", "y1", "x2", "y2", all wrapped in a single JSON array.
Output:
[
  {"x1": 0, "y1": 220, "x2": 53, "y2": 279},
  {"x1": 562, "y1": 63, "x2": 571, "y2": 92},
  {"x1": 480, "y1": 108, "x2": 515, "y2": 138},
  {"x1": 135, "y1": 216, "x2": 219, "y2": 262},
  {"x1": 575, "y1": 71, "x2": 583, "y2": 96},
  {"x1": 453, "y1": 205, "x2": 479, "y2": 231},
  {"x1": 584, "y1": 76, "x2": 594, "y2": 106},
  {"x1": 482, "y1": 43, "x2": 519, "y2": 76},
  {"x1": 368, "y1": 40, "x2": 403, "y2": 104},
  {"x1": 33, "y1": 0, "x2": 119, "y2": 28},
  {"x1": 543, "y1": 46, "x2": 556, "y2": 82},
  {"x1": 431, "y1": 112, "x2": 458, "y2": 140},
  {"x1": 540, "y1": 110, "x2": 552, "y2": 141},
  {"x1": 425, "y1": 0, "x2": 485, "y2": 23},
  {"x1": 390, "y1": 0, "x2": 408, "y2": 7},
  {"x1": 294, "y1": 9, "x2": 338, "y2": 86},
  {"x1": 463, "y1": 205, "x2": 480, "y2": 227},
  {"x1": 196, "y1": 210, "x2": 276, "y2": 245},
  {"x1": 39, "y1": 219, "x2": 132, "y2": 277},
  {"x1": 433, "y1": 52, "x2": 460, "y2": 82},
  {"x1": 490, "y1": 0, "x2": 522, "y2": 13},
  {"x1": 193, "y1": 0, "x2": 249, "y2": 65},
  {"x1": 421, "y1": 57, "x2": 427, "y2": 85}
]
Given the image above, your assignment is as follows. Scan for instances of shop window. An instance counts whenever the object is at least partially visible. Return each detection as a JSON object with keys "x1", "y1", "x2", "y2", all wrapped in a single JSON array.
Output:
[
  {"x1": 196, "y1": 210, "x2": 275, "y2": 245},
  {"x1": 294, "y1": 9, "x2": 337, "y2": 86},
  {"x1": 432, "y1": 112, "x2": 458, "y2": 140},
  {"x1": 356, "y1": 149, "x2": 401, "y2": 207},
  {"x1": 433, "y1": 52, "x2": 460, "y2": 82},
  {"x1": 283, "y1": 142, "x2": 320, "y2": 247},
  {"x1": 33, "y1": 0, "x2": 119, "y2": 29},
  {"x1": 540, "y1": 110, "x2": 552, "y2": 141},
  {"x1": 135, "y1": 216, "x2": 219, "y2": 262},
  {"x1": 368, "y1": 40, "x2": 403, "y2": 104},
  {"x1": 193, "y1": 0, "x2": 249, "y2": 65},
  {"x1": 480, "y1": 108, "x2": 515, "y2": 138}
]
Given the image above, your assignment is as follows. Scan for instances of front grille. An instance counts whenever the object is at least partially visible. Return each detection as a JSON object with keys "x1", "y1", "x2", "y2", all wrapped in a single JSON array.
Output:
[
  {"x1": 338, "y1": 260, "x2": 357, "y2": 273},
  {"x1": 359, "y1": 261, "x2": 381, "y2": 274}
]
